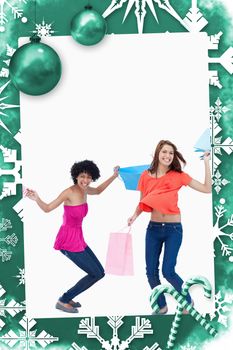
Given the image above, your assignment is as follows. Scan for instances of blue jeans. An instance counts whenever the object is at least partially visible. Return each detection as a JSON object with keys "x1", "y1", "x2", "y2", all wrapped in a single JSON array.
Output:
[
  {"x1": 59, "y1": 245, "x2": 105, "y2": 303},
  {"x1": 146, "y1": 221, "x2": 191, "y2": 309}
]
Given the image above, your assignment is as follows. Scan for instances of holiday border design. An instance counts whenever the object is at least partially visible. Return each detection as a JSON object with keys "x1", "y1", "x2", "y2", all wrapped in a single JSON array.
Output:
[{"x1": 0, "y1": 0, "x2": 233, "y2": 349}]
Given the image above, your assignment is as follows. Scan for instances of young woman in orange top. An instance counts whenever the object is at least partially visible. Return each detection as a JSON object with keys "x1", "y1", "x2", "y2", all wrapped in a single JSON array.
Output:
[{"x1": 128, "y1": 140, "x2": 211, "y2": 314}]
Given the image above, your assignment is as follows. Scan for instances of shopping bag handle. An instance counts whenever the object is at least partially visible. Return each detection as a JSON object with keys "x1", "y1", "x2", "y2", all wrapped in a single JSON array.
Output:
[{"x1": 116, "y1": 225, "x2": 132, "y2": 234}]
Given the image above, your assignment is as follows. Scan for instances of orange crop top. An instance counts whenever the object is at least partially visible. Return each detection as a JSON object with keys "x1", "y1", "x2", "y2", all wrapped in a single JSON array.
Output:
[{"x1": 137, "y1": 170, "x2": 192, "y2": 214}]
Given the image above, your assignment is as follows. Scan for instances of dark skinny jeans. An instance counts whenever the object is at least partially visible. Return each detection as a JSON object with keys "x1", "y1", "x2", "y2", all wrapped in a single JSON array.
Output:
[
  {"x1": 59, "y1": 245, "x2": 105, "y2": 303},
  {"x1": 146, "y1": 221, "x2": 191, "y2": 309}
]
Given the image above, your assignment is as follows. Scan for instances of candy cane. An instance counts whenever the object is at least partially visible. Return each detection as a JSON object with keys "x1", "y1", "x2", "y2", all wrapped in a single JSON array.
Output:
[
  {"x1": 182, "y1": 276, "x2": 212, "y2": 299},
  {"x1": 150, "y1": 283, "x2": 217, "y2": 346},
  {"x1": 166, "y1": 276, "x2": 213, "y2": 349}
]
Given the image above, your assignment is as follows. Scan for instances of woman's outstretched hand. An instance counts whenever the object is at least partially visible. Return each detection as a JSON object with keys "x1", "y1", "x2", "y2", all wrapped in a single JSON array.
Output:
[
  {"x1": 25, "y1": 189, "x2": 39, "y2": 201},
  {"x1": 113, "y1": 165, "x2": 120, "y2": 177},
  {"x1": 203, "y1": 151, "x2": 211, "y2": 162},
  {"x1": 127, "y1": 215, "x2": 136, "y2": 226}
]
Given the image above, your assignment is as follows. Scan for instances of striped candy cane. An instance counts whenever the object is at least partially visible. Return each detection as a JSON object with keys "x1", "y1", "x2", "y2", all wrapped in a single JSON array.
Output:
[
  {"x1": 182, "y1": 276, "x2": 212, "y2": 299},
  {"x1": 166, "y1": 276, "x2": 213, "y2": 349},
  {"x1": 150, "y1": 283, "x2": 217, "y2": 348}
]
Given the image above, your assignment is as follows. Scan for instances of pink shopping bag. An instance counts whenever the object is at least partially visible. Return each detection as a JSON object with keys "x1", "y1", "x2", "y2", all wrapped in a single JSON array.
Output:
[{"x1": 105, "y1": 227, "x2": 134, "y2": 275}]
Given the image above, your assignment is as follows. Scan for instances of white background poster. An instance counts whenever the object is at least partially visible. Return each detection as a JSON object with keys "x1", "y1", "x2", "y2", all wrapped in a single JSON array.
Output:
[{"x1": 21, "y1": 33, "x2": 215, "y2": 319}]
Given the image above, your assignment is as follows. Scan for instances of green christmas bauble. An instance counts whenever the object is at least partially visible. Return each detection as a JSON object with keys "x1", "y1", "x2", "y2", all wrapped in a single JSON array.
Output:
[
  {"x1": 70, "y1": 6, "x2": 107, "y2": 46},
  {"x1": 9, "y1": 36, "x2": 62, "y2": 96}
]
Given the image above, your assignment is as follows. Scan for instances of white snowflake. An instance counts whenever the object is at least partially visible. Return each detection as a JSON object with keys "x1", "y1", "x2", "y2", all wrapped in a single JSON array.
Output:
[
  {"x1": 0, "y1": 44, "x2": 16, "y2": 78},
  {"x1": 208, "y1": 31, "x2": 223, "y2": 50},
  {"x1": 69, "y1": 344, "x2": 88, "y2": 350},
  {"x1": 0, "y1": 218, "x2": 12, "y2": 231},
  {"x1": 209, "y1": 47, "x2": 233, "y2": 74},
  {"x1": 210, "y1": 97, "x2": 233, "y2": 177},
  {"x1": 13, "y1": 197, "x2": 24, "y2": 221},
  {"x1": 213, "y1": 199, "x2": 233, "y2": 259},
  {"x1": 180, "y1": 343, "x2": 196, "y2": 350},
  {"x1": 0, "y1": 247, "x2": 12, "y2": 261},
  {"x1": 208, "y1": 31, "x2": 233, "y2": 89},
  {"x1": 182, "y1": 0, "x2": 208, "y2": 32},
  {"x1": 32, "y1": 18, "x2": 55, "y2": 37},
  {"x1": 0, "y1": 80, "x2": 19, "y2": 133},
  {"x1": 0, "y1": 319, "x2": 5, "y2": 332},
  {"x1": 0, "y1": 314, "x2": 59, "y2": 349},
  {"x1": 103, "y1": 0, "x2": 207, "y2": 34},
  {"x1": 207, "y1": 32, "x2": 224, "y2": 89},
  {"x1": 0, "y1": 0, "x2": 28, "y2": 33},
  {"x1": 209, "y1": 291, "x2": 233, "y2": 327},
  {"x1": 70, "y1": 316, "x2": 161, "y2": 350},
  {"x1": 0, "y1": 232, "x2": 18, "y2": 246},
  {"x1": 0, "y1": 218, "x2": 18, "y2": 262},
  {"x1": 14, "y1": 267, "x2": 25, "y2": 286},
  {"x1": 0, "y1": 145, "x2": 22, "y2": 200},
  {"x1": 0, "y1": 283, "x2": 25, "y2": 326},
  {"x1": 210, "y1": 97, "x2": 229, "y2": 123},
  {"x1": 208, "y1": 70, "x2": 222, "y2": 89},
  {"x1": 212, "y1": 169, "x2": 230, "y2": 194}
]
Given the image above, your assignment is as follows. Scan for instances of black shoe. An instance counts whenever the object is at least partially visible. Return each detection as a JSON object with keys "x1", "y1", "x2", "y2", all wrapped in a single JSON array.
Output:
[
  {"x1": 69, "y1": 300, "x2": 82, "y2": 308},
  {"x1": 55, "y1": 301, "x2": 79, "y2": 313}
]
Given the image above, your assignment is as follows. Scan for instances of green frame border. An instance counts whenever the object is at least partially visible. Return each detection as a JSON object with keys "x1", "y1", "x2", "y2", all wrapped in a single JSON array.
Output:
[{"x1": 0, "y1": 0, "x2": 233, "y2": 349}]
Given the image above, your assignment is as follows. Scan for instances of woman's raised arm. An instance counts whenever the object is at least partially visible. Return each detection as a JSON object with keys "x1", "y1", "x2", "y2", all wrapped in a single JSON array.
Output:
[{"x1": 188, "y1": 152, "x2": 212, "y2": 193}]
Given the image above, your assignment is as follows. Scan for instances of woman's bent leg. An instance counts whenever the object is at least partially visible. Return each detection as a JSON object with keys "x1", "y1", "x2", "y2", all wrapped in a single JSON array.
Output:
[{"x1": 59, "y1": 246, "x2": 105, "y2": 303}]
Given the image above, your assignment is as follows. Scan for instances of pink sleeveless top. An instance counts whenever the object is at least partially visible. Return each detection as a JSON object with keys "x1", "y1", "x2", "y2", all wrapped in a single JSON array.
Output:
[{"x1": 53, "y1": 203, "x2": 88, "y2": 252}]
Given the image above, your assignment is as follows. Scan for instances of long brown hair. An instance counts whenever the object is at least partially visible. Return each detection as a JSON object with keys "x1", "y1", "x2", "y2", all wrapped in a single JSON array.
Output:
[{"x1": 148, "y1": 140, "x2": 186, "y2": 175}]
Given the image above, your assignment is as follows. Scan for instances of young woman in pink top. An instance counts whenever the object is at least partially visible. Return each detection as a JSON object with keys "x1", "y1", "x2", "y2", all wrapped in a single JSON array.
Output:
[
  {"x1": 128, "y1": 140, "x2": 211, "y2": 314},
  {"x1": 26, "y1": 160, "x2": 119, "y2": 314}
]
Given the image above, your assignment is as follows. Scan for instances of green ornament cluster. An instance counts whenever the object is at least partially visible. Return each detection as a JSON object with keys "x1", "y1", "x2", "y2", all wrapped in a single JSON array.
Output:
[{"x1": 9, "y1": 6, "x2": 107, "y2": 96}]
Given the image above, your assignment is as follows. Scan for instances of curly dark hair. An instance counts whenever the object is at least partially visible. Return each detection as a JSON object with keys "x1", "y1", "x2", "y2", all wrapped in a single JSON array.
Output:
[{"x1": 70, "y1": 160, "x2": 100, "y2": 184}]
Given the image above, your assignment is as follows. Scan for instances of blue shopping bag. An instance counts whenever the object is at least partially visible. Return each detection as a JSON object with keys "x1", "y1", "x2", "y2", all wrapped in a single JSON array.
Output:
[
  {"x1": 119, "y1": 164, "x2": 149, "y2": 190},
  {"x1": 194, "y1": 128, "x2": 211, "y2": 158}
]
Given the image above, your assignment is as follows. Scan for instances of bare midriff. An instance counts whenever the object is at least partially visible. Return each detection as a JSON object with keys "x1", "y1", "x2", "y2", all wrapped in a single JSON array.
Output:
[{"x1": 151, "y1": 209, "x2": 181, "y2": 223}]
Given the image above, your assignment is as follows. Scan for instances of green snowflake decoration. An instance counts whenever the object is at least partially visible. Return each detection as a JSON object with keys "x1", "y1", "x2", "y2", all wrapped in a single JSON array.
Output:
[
  {"x1": 0, "y1": 80, "x2": 19, "y2": 133},
  {"x1": 214, "y1": 198, "x2": 233, "y2": 259},
  {"x1": 0, "y1": 218, "x2": 15, "y2": 262},
  {"x1": 0, "y1": 44, "x2": 15, "y2": 78},
  {"x1": 70, "y1": 316, "x2": 161, "y2": 350},
  {"x1": 0, "y1": 315, "x2": 59, "y2": 349},
  {"x1": 0, "y1": 283, "x2": 25, "y2": 330},
  {"x1": 14, "y1": 267, "x2": 25, "y2": 286},
  {"x1": 210, "y1": 97, "x2": 233, "y2": 177},
  {"x1": 0, "y1": 146, "x2": 22, "y2": 200},
  {"x1": 210, "y1": 291, "x2": 233, "y2": 327},
  {"x1": 180, "y1": 344, "x2": 196, "y2": 350},
  {"x1": 103, "y1": 0, "x2": 208, "y2": 34},
  {"x1": 0, "y1": 0, "x2": 233, "y2": 350},
  {"x1": 0, "y1": 0, "x2": 28, "y2": 33}
]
